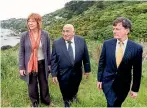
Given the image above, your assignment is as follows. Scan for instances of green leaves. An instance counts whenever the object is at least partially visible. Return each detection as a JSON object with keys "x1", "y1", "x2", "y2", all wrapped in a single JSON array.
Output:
[{"x1": 1, "y1": 1, "x2": 147, "y2": 41}]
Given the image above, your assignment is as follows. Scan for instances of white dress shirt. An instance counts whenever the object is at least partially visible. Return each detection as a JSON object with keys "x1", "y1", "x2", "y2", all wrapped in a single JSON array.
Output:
[
  {"x1": 38, "y1": 41, "x2": 45, "y2": 60},
  {"x1": 65, "y1": 37, "x2": 75, "y2": 60},
  {"x1": 34, "y1": 37, "x2": 45, "y2": 60},
  {"x1": 115, "y1": 39, "x2": 128, "y2": 57}
]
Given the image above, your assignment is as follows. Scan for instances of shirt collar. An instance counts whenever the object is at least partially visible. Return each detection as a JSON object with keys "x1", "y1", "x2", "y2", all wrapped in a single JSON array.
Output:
[
  {"x1": 117, "y1": 38, "x2": 128, "y2": 46},
  {"x1": 66, "y1": 37, "x2": 74, "y2": 44}
]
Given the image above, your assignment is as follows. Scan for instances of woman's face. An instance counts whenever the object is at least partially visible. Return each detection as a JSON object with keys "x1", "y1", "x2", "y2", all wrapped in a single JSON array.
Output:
[{"x1": 27, "y1": 18, "x2": 38, "y2": 30}]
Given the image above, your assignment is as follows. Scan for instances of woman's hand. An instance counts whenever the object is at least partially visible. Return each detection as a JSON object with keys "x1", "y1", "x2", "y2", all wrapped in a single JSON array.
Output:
[{"x1": 19, "y1": 70, "x2": 26, "y2": 76}]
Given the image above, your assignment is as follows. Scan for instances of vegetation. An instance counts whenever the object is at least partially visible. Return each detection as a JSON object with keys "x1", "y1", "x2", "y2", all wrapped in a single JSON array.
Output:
[
  {"x1": 1, "y1": 1, "x2": 147, "y2": 41},
  {"x1": 1, "y1": 41, "x2": 147, "y2": 107},
  {"x1": 1, "y1": 18, "x2": 27, "y2": 33},
  {"x1": 1, "y1": 1, "x2": 147, "y2": 107}
]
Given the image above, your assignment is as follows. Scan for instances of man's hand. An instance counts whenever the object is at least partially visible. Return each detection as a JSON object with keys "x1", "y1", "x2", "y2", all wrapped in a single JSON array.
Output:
[
  {"x1": 52, "y1": 77, "x2": 58, "y2": 84},
  {"x1": 19, "y1": 70, "x2": 26, "y2": 76},
  {"x1": 130, "y1": 91, "x2": 138, "y2": 99},
  {"x1": 84, "y1": 72, "x2": 89, "y2": 79},
  {"x1": 97, "y1": 81, "x2": 102, "y2": 90}
]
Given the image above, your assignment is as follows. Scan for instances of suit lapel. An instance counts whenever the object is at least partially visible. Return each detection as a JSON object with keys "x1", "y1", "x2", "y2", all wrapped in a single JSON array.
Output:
[
  {"x1": 121, "y1": 40, "x2": 131, "y2": 64},
  {"x1": 26, "y1": 31, "x2": 31, "y2": 48},
  {"x1": 111, "y1": 39, "x2": 117, "y2": 69},
  {"x1": 60, "y1": 38, "x2": 73, "y2": 65},
  {"x1": 116, "y1": 40, "x2": 132, "y2": 69}
]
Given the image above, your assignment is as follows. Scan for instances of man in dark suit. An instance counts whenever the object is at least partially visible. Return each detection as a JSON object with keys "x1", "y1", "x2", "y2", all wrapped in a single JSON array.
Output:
[
  {"x1": 97, "y1": 17, "x2": 143, "y2": 107},
  {"x1": 51, "y1": 24, "x2": 91, "y2": 107}
]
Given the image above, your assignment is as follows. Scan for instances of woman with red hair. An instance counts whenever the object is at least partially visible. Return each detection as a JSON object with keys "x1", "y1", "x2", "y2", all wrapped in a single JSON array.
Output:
[{"x1": 19, "y1": 13, "x2": 51, "y2": 107}]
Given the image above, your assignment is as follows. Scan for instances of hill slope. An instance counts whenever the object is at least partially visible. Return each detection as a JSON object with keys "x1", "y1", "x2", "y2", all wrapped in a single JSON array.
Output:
[
  {"x1": 1, "y1": 1, "x2": 147, "y2": 41},
  {"x1": 1, "y1": 41, "x2": 147, "y2": 107}
]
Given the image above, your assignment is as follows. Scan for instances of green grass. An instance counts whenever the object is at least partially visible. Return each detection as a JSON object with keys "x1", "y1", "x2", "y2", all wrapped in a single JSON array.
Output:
[{"x1": 1, "y1": 42, "x2": 147, "y2": 107}]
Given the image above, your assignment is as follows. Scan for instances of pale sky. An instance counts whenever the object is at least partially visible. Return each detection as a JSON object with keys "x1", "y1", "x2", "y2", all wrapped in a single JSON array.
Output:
[{"x1": 0, "y1": 0, "x2": 71, "y2": 20}]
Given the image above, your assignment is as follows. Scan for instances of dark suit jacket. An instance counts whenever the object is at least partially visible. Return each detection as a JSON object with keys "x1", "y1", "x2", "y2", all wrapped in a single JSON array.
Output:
[
  {"x1": 51, "y1": 36, "x2": 91, "y2": 79},
  {"x1": 98, "y1": 38, "x2": 142, "y2": 99}
]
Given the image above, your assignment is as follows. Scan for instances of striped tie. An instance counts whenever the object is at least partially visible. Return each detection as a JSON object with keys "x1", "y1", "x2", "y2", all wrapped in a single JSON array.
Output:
[{"x1": 67, "y1": 41, "x2": 74, "y2": 64}]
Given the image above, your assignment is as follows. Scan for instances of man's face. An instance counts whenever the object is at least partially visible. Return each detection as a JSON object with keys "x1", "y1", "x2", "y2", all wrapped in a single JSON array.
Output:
[
  {"x1": 113, "y1": 22, "x2": 129, "y2": 41},
  {"x1": 62, "y1": 26, "x2": 74, "y2": 41}
]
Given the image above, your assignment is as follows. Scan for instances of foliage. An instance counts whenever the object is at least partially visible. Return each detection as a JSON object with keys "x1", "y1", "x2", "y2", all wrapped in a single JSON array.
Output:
[
  {"x1": 1, "y1": 42, "x2": 147, "y2": 107},
  {"x1": 1, "y1": 1, "x2": 147, "y2": 41},
  {"x1": 1, "y1": 1, "x2": 147, "y2": 107}
]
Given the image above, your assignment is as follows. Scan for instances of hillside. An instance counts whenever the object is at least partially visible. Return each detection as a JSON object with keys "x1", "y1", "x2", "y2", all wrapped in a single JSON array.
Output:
[
  {"x1": 1, "y1": 1, "x2": 147, "y2": 107},
  {"x1": 1, "y1": 1, "x2": 147, "y2": 41},
  {"x1": 1, "y1": 41, "x2": 147, "y2": 107}
]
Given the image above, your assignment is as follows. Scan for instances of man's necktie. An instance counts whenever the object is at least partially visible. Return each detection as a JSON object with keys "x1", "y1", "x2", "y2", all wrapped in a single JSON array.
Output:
[
  {"x1": 116, "y1": 42, "x2": 123, "y2": 68},
  {"x1": 67, "y1": 41, "x2": 74, "y2": 64}
]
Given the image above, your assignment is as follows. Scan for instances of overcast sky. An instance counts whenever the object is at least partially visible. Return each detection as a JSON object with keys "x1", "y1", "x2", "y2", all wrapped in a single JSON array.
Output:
[{"x1": 0, "y1": 0, "x2": 71, "y2": 20}]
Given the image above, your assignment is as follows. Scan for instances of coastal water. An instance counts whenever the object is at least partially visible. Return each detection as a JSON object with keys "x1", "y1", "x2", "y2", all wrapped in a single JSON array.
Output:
[{"x1": 1, "y1": 28, "x2": 20, "y2": 47}]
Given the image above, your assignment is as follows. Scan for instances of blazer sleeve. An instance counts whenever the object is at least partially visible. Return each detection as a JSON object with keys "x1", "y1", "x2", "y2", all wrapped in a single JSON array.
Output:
[
  {"x1": 83, "y1": 39, "x2": 91, "y2": 73},
  {"x1": 131, "y1": 45, "x2": 143, "y2": 92},
  {"x1": 51, "y1": 41, "x2": 58, "y2": 77},
  {"x1": 97, "y1": 41, "x2": 106, "y2": 82},
  {"x1": 46, "y1": 32, "x2": 51, "y2": 65},
  {"x1": 19, "y1": 33, "x2": 25, "y2": 70}
]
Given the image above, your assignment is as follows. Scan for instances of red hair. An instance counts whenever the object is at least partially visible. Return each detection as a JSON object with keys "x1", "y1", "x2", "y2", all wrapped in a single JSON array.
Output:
[{"x1": 27, "y1": 13, "x2": 42, "y2": 30}]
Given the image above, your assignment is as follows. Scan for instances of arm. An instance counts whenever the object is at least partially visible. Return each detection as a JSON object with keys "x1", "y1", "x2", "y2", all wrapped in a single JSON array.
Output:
[
  {"x1": 97, "y1": 42, "x2": 106, "y2": 90},
  {"x1": 51, "y1": 41, "x2": 58, "y2": 84},
  {"x1": 46, "y1": 33, "x2": 51, "y2": 72},
  {"x1": 19, "y1": 34, "x2": 25, "y2": 70},
  {"x1": 47, "y1": 33, "x2": 51, "y2": 65},
  {"x1": 97, "y1": 42, "x2": 106, "y2": 82},
  {"x1": 19, "y1": 33, "x2": 25, "y2": 76},
  {"x1": 131, "y1": 46, "x2": 143, "y2": 92},
  {"x1": 51, "y1": 41, "x2": 58, "y2": 77},
  {"x1": 83, "y1": 39, "x2": 91, "y2": 73}
]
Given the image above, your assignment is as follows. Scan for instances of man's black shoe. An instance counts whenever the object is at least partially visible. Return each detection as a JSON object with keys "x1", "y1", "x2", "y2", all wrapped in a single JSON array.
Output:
[
  {"x1": 64, "y1": 101, "x2": 70, "y2": 107},
  {"x1": 72, "y1": 95, "x2": 79, "y2": 103}
]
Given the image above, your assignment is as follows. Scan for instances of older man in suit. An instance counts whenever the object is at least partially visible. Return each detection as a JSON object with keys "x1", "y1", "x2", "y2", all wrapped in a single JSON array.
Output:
[
  {"x1": 51, "y1": 24, "x2": 91, "y2": 107},
  {"x1": 97, "y1": 17, "x2": 143, "y2": 107}
]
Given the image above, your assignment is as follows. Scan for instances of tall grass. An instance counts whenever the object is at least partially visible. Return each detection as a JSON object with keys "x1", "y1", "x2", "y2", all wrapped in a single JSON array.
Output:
[{"x1": 1, "y1": 41, "x2": 147, "y2": 107}]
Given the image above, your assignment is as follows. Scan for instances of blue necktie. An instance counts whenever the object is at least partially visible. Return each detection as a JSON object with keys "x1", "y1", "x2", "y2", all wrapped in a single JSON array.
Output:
[{"x1": 67, "y1": 41, "x2": 74, "y2": 64}]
